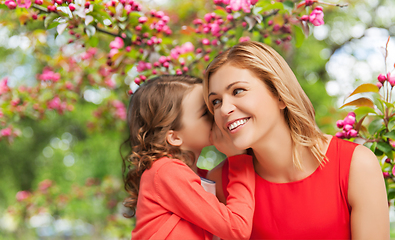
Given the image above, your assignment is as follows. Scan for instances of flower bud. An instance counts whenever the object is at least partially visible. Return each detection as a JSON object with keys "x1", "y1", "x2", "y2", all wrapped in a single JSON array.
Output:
[
  {"x1": 335, "y1": 131, "x2": 344, "y2": 139},
  {"x1": 343, "y1": 115, "x2": 355, "y2": 126},
  {"x1": 336, "y1": 120, "x2": 344, "y2": 128},
  {"x1": 377, "y1": 73, "x2": 387, "y2": 83},
  {"x1": 383, "y1": 172, "x2": 390, "y2": 178},
  {"x1": 69, "y1": 3, "x2": 76, "y2": 11},
  {"x1": 343, "y1": 124, "x2": 353, "y2": 132},
  {"x1": 348, "y1": 129, "x2": 357, "y2": 138}
]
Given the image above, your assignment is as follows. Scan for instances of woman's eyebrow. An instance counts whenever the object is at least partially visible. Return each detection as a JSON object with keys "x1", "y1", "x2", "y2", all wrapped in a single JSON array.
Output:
[{"x1": 208, "y1": 81, "x2": 248, "y2": 98}]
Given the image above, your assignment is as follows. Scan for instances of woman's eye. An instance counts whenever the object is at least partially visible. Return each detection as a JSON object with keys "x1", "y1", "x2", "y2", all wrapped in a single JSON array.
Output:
[
  {"x1": 212, "y1": 99, "x2": 221, "y2": 107},
  {"x1": 233, "y1": 88, "x2": 244, "y2": 95}
]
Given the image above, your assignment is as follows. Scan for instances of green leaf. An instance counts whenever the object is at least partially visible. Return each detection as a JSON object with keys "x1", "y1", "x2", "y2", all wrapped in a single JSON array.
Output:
[
  {"x1": 283, "y1": 1, "x2": 294, "y2": 13},
  {"x1": 340, "y1": 97, "x2": 374, "y2": 109},
  {"x1": 87, "y1": 36, "x2": 99, "y2": 47},
  {"x1": 235, "y1": 26, "x2": 244, "y2": 41},
  {"x1": 384, "y1": 131, "x2": 395, "y2": 140},
  {"x1": 345, "y1": 83, "x2": 379, "y2": 99},
  {"x1": 354, "y1": 106, "x2": 376, "y2": 121},
  {"x1": 260, "y1": 2, "x2": 284, "y2": 12},
  {"x1": 389, "y1": 117, "x2": 395, "y2": 131},
  {"x1": 253, "y1": 6, "x2": 263, "y2": 15},
  {"x1": 386, "y1": 151, "x2": 394, "y2": 161},
  {"x1": 377, "y1": 141, "x2": 392, "y2": 154},
  {"x1": 368, "y1": 119, "x2": 384, "y2": 135},
  {"x1": 47, "y1": 21, "x2": 60, "y2": 30},
  {"x1": 374, "y1": 96, "x2": 385, "y2": 114},
  {"x1": 292, "y1": 25, "x2": 305, "y2": 48},
  {"x1": 44, "y1": 13, "x2": 59, "y2": 29}
]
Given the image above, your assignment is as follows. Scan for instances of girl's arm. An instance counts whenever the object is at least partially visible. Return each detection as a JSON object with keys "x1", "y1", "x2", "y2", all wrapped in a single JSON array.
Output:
[
  {"x1": 348, "y1": 145, "x2": 390, "y2": 239},
  {"x1": 206, "y1": 160, "x2": 226, "y2": 204},
  {"x1": 154, "y1": 155, "x2": 255, "y2": 240}
]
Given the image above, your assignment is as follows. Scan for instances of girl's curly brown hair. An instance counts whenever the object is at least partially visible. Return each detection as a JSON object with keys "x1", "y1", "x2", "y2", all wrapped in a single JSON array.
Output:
[{"x1": 122, "y1": 75, "x2": 202, "y2": 217}]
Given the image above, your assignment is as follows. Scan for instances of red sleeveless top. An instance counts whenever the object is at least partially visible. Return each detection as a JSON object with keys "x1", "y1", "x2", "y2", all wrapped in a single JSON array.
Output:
[{"x1": 221, "y1": 137, "x2": 357, "y2": 239}]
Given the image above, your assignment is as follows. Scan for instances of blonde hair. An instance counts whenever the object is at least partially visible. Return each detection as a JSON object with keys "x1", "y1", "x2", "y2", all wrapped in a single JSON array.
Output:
[
  {"x1": 203, "y1": 41, "x2": 327, "y2": 169},
  {"x1": 122, "y1": 75, "x2": 202, "y2": 217}
]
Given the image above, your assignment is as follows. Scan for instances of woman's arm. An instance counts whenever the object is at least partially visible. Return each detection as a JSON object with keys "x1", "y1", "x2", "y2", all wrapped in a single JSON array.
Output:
[
  {"x1": 348, "y1": 145, "x2": 390, "y2": 239},
  {"x1": 155, "y1": 155, "x2": 255, "y2": 240},
  {"x1": 207, "y1": 160, "x2": 227, "y2": 204}
]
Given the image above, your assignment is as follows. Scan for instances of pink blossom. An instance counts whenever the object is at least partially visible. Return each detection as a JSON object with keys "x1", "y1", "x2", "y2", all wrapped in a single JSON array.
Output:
[
  {"x1": 105, "y1": 78, "x2": 116, "y2": 88},
  {"x1": 210, "y1": 23, "x2": 221, "y2": 36},
  {"x1": 5, "y1": 0, "x2": 17, "y2": 9},
  {"x1": 223, "y1": 0, "x2": 230, "y2": 4},
  {"x1": 213, "y1": 0, "x2": 222, "y2": 4},
  {"x1": 109, "y1": 37, "x2": 124, "y2": 49},
  {"x1": 138, "y1": 16, "x2": 148, "y2": 23},
  {"x1": 384, "y1": 172, "x2": 390, "y2": 178},
  {"x1": 136, "y1": 61, "x2": 146, "y2": 72},
  {"x1": 16, "y1": 191, "x2": 30, "y2": 201},
  {"x1": 38, "y1": 68, "x2": 61, "y2": 82},
  {"x1": 377, "y1": 73, "x2": 387, "y2": 83},
  {"x1": 39, "y1": 179, "x2": 52, "y2": 193},
  {"x1": 193, "y1": 19, "x2": 203, "y2": 25},
  {"x1": 241, "y1": 0, "x2": 251, "y2": 13},
  {"x1": 376, "y1": 82, "x2": 383, "y2": 89},
  {"x1": 335, "y1": 131, "x2": 344, "y2": 138},
  {"x1": 0, "y1": 128, "x2": 12, "y2": 137},
  {"x1": 250, "y1": 0, "x2": 258, "y2": 4},
  {"x1": 387, "y1": 72, "x2": 395, "y2": 86},
  {"x1": 230, "y1": 0, "x2": 242, "y2": 11},
  {"x1": 309, "y1": 8, "x2": 324, "y2": 26},
  {"x1": 348, "y1": 129, "x2": 358, "y2": 138},
  {"x1": 182, "y1": 42, "x2": 194, "y2": 53},
  {"x1": 239, "y1": 36, "x2": 250, "y2": 42},
  {"x1": 48, "y1": 97, "x2": 61, "y2": 110},
  {"x1": 392, "y1": 165, "x2": 395, "y2": 177},
  {"x1": 336, "y1": 120, "x2": 344, "y2": 128},
  {"x1": 0, "y1": 110, "x2": 3, "y2": 118},
  {"x1": 0, "y1": 77, "x2": 10, "y2": 95},
  {"x1": 202, "y1": 38, "x2": 210, "y2": 45},
  {"x1": 112, "y1": 100, "x2": 125, "y2": 109},
  {"x1": 300, "y1": 15, "x2": 309, "y2": 21},
  {"x1": 343, "y1": 115, "x2": 355, "y2": 126},
  {"x1": 108, "y1": 49, "x2": 119, "y2": 58},
  {"x1": 343, "y1": 124, "x2": 353, "y2": 132},
  {"x1": 204, "y1": 13, "x2": 212, "y2": 23}
]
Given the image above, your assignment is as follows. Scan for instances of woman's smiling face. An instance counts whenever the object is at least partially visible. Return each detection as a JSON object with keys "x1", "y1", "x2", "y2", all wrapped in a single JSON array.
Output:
[{"x1": 208, "y1": 63, "x2": 286, "y2": 150}]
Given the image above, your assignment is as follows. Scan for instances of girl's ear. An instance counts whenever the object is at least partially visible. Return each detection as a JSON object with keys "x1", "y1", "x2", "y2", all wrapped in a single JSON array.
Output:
[{"x1": 166, "y1": 130, "x2": 183, "y2": 147}]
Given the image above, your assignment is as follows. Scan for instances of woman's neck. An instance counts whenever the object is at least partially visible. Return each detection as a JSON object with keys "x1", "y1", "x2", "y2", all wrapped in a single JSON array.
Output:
[{"x1": 251, "y1": 127, "x2": 324, "y2": 183}]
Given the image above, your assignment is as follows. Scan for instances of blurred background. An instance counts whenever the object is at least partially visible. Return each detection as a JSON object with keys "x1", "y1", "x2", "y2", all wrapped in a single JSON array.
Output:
[{"x1": 1, "y1": 0, "x2": 395, "y2": 238}]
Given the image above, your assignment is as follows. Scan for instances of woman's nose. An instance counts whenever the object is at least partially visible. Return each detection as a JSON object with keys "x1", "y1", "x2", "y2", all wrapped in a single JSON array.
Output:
[{"x1": 220, "y1": 98, "x2": 235, "y2": 116}]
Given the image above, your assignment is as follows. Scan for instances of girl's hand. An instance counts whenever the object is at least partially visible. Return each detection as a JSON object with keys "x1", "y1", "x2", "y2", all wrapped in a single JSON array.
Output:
[{"x1": 210, "y1": 122, "x2": 246, "y2": 157}]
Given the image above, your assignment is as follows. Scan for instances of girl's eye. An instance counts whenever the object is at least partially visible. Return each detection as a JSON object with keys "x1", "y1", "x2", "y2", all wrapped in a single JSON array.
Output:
[
  {"x1": 233, "y1": 88, "x2": 244, "y2": 95},
  {"x1": 212, "y1": 99, "x2": 221, "y2": 107},
  {"x1": 201, "y1": 109, "x2": 209, "y2": 117}
]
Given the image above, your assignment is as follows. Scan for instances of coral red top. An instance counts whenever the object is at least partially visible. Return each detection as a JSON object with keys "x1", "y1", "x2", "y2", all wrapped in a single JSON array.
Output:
[
  {"x1": 221, "y1": 137, "x2": 357, "y2": 239},
  {"x1": 132, "y1": 155, "x2": 255, "y2": 240}
]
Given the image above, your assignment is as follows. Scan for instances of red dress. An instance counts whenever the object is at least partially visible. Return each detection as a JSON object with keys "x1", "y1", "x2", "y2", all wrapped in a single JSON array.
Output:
[{"x1": 221, "y1": 137, "x2": 357, "y2": 239}]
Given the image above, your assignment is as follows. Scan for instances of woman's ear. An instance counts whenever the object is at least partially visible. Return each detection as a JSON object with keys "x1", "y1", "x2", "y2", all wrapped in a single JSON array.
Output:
[
  {"x1": 278, "y1": 98, "x2": 286, "y2": 110},
  {"x1": 166, "y1": 130, "x2": 183, "y2": 147}
]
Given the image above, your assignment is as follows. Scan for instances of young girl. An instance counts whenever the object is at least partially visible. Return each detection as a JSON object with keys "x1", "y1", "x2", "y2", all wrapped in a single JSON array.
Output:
[
  {"x1": 122, "y1": 75, "x2": 255, "y2": 239},
  {"x1": 204, "y1": 41, "x2": 390, "y2": 239}
]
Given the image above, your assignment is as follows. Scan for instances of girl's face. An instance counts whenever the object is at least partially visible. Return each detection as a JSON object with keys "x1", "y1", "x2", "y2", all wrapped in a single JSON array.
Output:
[
  {"x1": 177, "y1": 84, "x2": 212, "y2": 158},
  {"x1": 207, "y1": 64, "x2": 286, "y2": 150}
]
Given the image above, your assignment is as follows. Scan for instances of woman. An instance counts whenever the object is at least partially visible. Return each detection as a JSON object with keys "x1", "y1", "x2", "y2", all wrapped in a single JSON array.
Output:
[{"x1": 203, "y1": 41, "x2": 389, "y2": 239}]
